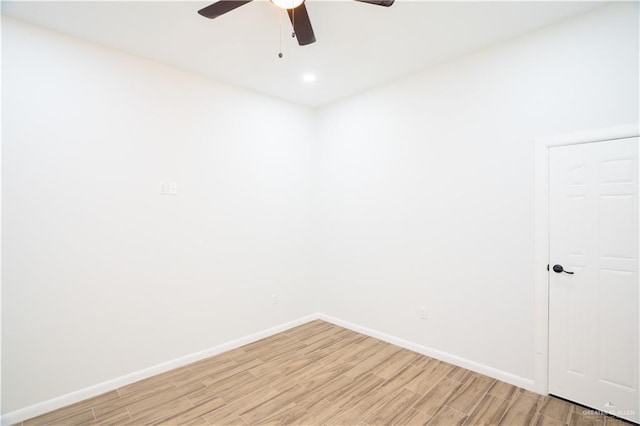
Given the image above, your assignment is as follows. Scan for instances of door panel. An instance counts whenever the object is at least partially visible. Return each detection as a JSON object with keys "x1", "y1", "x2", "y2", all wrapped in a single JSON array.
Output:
[
  {"x1": 598, "y1": 269, "x2": 635, "y2": 389},
  {"x1": 549, "y1": 137, "x2": 639, "y2": 424}
]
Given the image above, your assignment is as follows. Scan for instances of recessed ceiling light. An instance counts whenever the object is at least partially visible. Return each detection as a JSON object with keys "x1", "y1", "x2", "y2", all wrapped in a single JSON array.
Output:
[{"x1": 302, "y1": 73, "x2": 316, "y2": 83}]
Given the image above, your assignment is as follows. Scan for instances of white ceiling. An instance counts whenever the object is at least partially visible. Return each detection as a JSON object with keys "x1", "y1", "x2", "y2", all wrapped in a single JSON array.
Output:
[{"x1": 2, "y1": 0, "x2": 605, "y2": 107}]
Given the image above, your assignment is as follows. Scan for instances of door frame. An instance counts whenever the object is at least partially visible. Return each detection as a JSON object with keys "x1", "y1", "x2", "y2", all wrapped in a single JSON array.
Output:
[{"x1": 533, "y1": 123, "x2": 640, "y2": 396}]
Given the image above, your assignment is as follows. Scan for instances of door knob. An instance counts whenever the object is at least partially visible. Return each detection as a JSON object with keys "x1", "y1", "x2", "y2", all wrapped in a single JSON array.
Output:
[{"x1": 552, "y1": 264, "x2": 574, "y2": 274}]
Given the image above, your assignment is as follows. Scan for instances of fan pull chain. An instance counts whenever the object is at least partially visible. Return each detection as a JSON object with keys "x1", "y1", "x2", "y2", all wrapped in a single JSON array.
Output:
[
  {"x1": 278, "y1": 10, "x2": 283, "y2": 58},
  {"x1": 292, "y1": 7, "x2": 296, "y2": 38}
]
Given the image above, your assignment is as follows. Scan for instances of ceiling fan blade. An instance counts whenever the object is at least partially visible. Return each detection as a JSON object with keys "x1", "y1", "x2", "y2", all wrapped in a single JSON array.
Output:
[
  {"x1": 198, "y1": 0, "x2": 253, "y2": 19},
  {"x1": 354, "y1": 0, "x2": 394, "y2": 6},
  {"x1": 287, "y1": 2, "x2": 316, "y2": 46}
]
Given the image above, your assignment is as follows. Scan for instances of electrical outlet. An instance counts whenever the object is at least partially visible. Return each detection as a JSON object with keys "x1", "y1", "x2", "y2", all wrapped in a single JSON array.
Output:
[
  {"x1": 420, "y1": 306, "x2": 428, "y2": 320},
  {"x1": 160, "y1": 182, "x2": 168, "y2": 195},
  {"x1": 271, "y1": 294, "x2": 278, "y2": 306}
]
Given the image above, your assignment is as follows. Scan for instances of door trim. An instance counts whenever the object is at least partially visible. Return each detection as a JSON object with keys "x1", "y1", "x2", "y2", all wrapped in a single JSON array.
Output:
[{"x1": 533, "y1": 124, "x2": 640, "y2": 395}]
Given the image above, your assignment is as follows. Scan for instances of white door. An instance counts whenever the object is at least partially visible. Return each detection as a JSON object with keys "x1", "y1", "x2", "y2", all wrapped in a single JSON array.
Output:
[{"x1": 549, "y1": 137, "x2": 639, "y2": 423}]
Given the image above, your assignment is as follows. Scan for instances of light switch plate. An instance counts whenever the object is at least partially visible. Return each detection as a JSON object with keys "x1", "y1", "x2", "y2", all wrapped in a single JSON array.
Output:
[{"x1": 168, "y1": 182, "x2": 178, "y2": 195}]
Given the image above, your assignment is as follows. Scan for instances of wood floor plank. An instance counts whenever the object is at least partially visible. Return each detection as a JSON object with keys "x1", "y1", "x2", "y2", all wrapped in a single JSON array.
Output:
[
  {"x1": 499, "y1": 392, "x2": 540, "y2": 426},
  {"x1": 371, "y1": 348, "x2": 420, "y2": 380},
  {"x1": 445, "y1": 375, "x2": 495, "y2": 414},
  {"x1": 87, "y1": 396, "x2": 127, "y2": 421},
  {"x1": 22, "y1": 321, "x2": 613, "y2": 426},
  {"x1": 294, "y1": 400, "x2": 344, "y2": 426},
  {"x1": 238, "y1": 385, "x2": 308, "y2": 425},
  {"x1": 536, "y1": 414, "x2": 569, "y2": 426},
  {"x1": 489, "y1": 380, "x2": 519, "y2": 402},
  {"x1": 125, "y1": 381, "x2": 204, "y2": 418},
  {"x1": 393, "y1": 408, "x2": 433, "y2": 426},
  {"x1": 187, "y1": 371, "x2": 255, "y2": 405},
  {"x1": 223, "y1": 348, "x2": 259, "y2": 365},
  {"x1": 570, "y1": 412, "x2": 604, "y2": 426},
  {"x1": 182, "y1": 353, "x2": 239, "y2": 374},
  {"x1": 299, "y1": 326, "x2": 344, "y2": 345},
  {"x1": 184, "y1": 417, "x2": 211, "y2": 426},
  {"x1": 216, "y1": 373, "x2": 278, "y2": 404},
  {"x1": 158, "y1": 397, "x2": 226, "y2": 425},
  {"x1": 199, "y1": 358, "x2": 262, "y2": 387},
  {"x1": 170, "y1": 361, "x2": 237, "y2": 389},
  {"x1": 279, "y1": 355, "x2": 322, "y2": 376},
  {"x1": 411, "y1": 354, "x2": 436, "y2": 370},
  {"x1": 295, "y1": 335, "x2": 339, "y2": 357},
  {"x1": 239, "y1": 334, "x2": 291, "y2": 354},
  {"x1": 281, "y1": 320, "x2": 333, "y2": 339},
  {"x1": 251, "y1": 367, "x2": 302, "y2": 395},
  {"x1": 363, "y1": 388, "x2": 421, "y2": 425},
  {"x1": 571, "y1": 405, "x2": 606, "y2": 423},
  {"x1": 24, "y1": 405, "x2": 96, "y2": 426},
  {"x1": 328, "y1": 373, "x2": 386, "y2": 409},
  {"x1": 126, "y1": 396, "x2": 193, "y2": 424},
  {"x1": 202, "y1": 387, "x2": 281, "y2": 424},
  {"x1": 301, "y1": 330, "x2": 365, "y2": 359},
  {"x1": 413, "y1": 377, "x2": 463, "y2": 417},
  {"x1": 518, "y1": 388, "x2": 545, "y2": 402},
  {"x1": 54, "y1": 409, "x2": 96, "y2": 426},
  {"x1": 447, "y1": 365, "x2": 477, "y2": 384},
  {"x1": 294, "y1": 375, "x2": 353, "y2": 410},
  {"x1": 203, "y1": 413, "x2": 244, "y2": 426},
  {"x1": 466, "y1": 393, "x2": 511, "y2": 425},
  {"x1": 340, "y1": 340, "x2": 388, "y2": 364},
  {"x1": 254, "y1": 403, "x2": 308, "y2": 426},
  {"x1": 24, "y1": 391, "x2": 120, "y2": 426},
  {"x1": 344, "y1": 344, "x2": 401, "y2": 379},
  {"x1": 404, "y1": 359, "x2": 454, "y2": 395},
  {"x1": 271, "y1": 350, "x2": 350, "y2": 386},
  {"x1": 252, "y1": 340, "x2": 308, "y2": 363},
  {"x1": 428, "y1": 405, "x2": 468, "y2": 426},
  {"x1": 117, "y1": 381, "x2": 176, "y2": 408},
  {"x1": 280, "y1": 358, "x2": 353, "y2": 392},
  {"x1": 377, "y1": 363, "x2": 423, "y2": 396},
  {"x1": 325, "y1": 390, "x2": 388, "y2": 426},
  {"x1": 88, "y1": 406, "x2": 131, "y2": 425},
  {"x1": 539, "y1": 397, "x2": 574, "y2": 423}
]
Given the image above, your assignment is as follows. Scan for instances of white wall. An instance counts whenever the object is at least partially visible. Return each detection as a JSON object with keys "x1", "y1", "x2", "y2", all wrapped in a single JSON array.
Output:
[
  {"x1": 0, "y1": 14, "x2": 4, "y2": 417},
  {"x1": 314, "y1": 2, "x2": 638, "y2": 382},
  {"x1": 2, "y1": 18, "x2": 317, "y2": 413}
]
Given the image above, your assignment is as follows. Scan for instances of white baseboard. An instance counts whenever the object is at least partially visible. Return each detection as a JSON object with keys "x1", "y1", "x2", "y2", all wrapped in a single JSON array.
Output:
[
  {"x1": 1, "y1": 313, "x2": 321, "y2": 426},
  {"x1": 2, "y1": 312, "x2": 537, "y2": 425},
  {"x1": 317, "y1": 313, "x2": 537, "y2": 393}
]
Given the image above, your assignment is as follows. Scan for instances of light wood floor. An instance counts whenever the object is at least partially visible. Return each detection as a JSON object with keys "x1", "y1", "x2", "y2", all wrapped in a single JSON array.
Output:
[{"x1": 20, "y1": 320, "x2": 632, "y2": 426}]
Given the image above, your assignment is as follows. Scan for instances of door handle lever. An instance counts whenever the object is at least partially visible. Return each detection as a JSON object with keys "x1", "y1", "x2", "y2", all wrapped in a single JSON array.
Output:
[{"x1": 549, "y1": 264, "x2": 574, "y2": 274}]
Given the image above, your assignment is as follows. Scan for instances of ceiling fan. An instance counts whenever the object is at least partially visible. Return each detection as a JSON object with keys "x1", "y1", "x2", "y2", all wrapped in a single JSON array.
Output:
[{"x1": 197, "y1": 0, "x2": 395, "y2": 46}]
